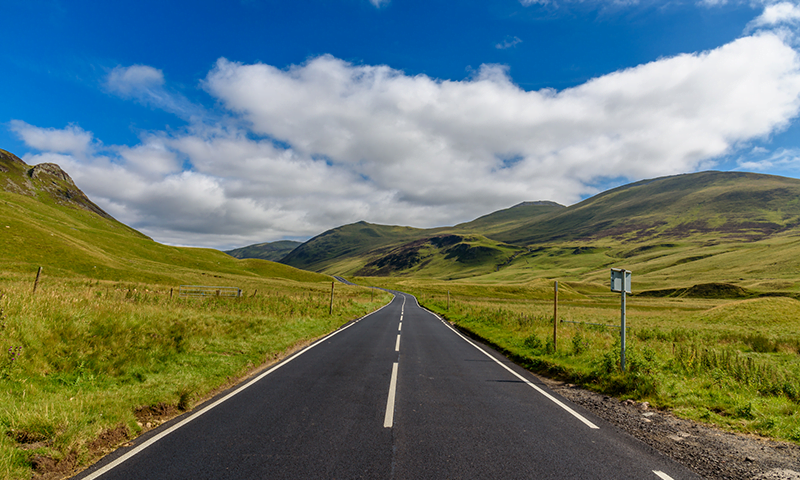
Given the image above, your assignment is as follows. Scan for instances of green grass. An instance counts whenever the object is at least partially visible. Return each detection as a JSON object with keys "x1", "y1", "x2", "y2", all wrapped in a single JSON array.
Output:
[
  {"x1": 362, "y1": 277, "x2": 800, "y2": 445},
  {"x1": 0, "y1": 277, "x2": 391, "y2": 479}
]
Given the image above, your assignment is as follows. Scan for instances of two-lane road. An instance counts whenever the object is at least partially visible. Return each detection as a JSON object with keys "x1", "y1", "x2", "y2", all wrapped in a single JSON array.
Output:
[{"x1": 75, "y1": 292, "x2": 699, "y2": 479}]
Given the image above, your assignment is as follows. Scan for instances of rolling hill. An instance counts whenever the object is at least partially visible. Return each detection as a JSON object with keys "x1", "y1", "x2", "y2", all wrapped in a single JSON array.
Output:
[
  {"x1": 225, "y1": 240, "x2": 303, "y2": 262},
  {"x1": 249, "y1": 170, "x2": 800, "y2": 294},
  {"x1": 0, "y1": 149, "x2": 330, "y2": 285}
]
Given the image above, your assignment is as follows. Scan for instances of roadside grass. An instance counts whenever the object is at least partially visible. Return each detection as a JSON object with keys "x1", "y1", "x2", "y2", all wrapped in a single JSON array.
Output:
[
  {"x1": 0, "y1": 277, "x2": 391, "y2": 480},
  {"x1": 366, "y1": 277, "x2": 800, "y2": 445}
]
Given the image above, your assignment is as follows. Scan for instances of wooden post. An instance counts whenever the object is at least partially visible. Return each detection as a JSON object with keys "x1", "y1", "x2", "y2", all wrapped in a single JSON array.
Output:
[
  {"x1": 553, "y1": 281, "x2": 558, "y2": 352},
  {"x1": 169, "y1": 288, "x2": 173, "y2": 300},
  {"x1": 329, "y1": 281, "x2": 335, "y2": 315},
  {"x1": 32, "y1": 267, "x2": 42, "y2": 294},
  {"x1": 447, "y1": 290, "x2": 450, "y2": 311}
]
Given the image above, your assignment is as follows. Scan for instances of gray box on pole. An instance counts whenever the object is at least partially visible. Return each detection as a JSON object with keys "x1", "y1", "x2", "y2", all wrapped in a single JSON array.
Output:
[{"x1": 610, "y1": 268, "x2": 631, "y2": 294}]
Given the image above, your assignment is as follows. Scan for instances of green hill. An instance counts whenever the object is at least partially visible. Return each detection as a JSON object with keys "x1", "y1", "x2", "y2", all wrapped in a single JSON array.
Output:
[
  {"x1": 493, "y1": 171, "x2": 800, "y2": 245},
  {"x1": 0, "y1": 149, "x2": 329, "y2": 285},
  {"x1": 273, "y1": 171, "x2": 800, "y2": 296},
  {"x1": 226, "y1": 240, "x2": 303, "y2": 262}
]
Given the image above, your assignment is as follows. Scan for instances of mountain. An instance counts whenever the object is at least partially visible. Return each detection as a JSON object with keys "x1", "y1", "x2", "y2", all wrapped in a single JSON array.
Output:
[
  {"x1": 0, "y1": 149, "x2": 328, "y2": 284},
  {"x1": 491, "y1": 171, "x2": 800, "y2": 245},
  {"x1": 226, "y1": 240, "x2": 303, "y2": 262},
  {"x1": 275, "y1": 171, "x2": 800, "y2": 286}
]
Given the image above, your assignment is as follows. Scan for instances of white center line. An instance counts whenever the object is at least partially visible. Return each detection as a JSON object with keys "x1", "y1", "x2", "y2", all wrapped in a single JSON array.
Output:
[
  {"x1": 398, "y1": 323, "x2": 402, "y2": 332},
  {"x1": 395, "y1": 334, "x2": 401, "y2": 351},
  {"x1": 383, "y1": 362, "x2": 399, "y2": 428},
  {"x1": 653, "y1": 471, "x2": 675, "y2": 480},
  {"x1": 79, "y1": 298, "x2": 398, "y2": 479}
]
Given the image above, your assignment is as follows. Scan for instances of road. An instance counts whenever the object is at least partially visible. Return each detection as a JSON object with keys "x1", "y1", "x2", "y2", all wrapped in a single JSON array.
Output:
[{"x1": 74, "y1": 292, "x2": 699, "y2": 479}]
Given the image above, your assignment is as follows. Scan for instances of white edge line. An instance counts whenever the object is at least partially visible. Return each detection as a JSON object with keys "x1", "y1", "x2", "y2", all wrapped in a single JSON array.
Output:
[
  {"x1": 383, "y1": 362, "x2": 399, "y2": 428},
  {"x1": 422, "y1": 307, "x2": 600, "y2": 430},
  {"x1": 82, "y1": 297, "x2": 397, "y2": 480},
  {"x1": 653, "y1": 471, "x2": 675, "y2": 480}
]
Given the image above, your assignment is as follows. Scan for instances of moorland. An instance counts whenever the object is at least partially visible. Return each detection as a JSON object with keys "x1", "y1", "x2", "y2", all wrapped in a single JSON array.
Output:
[{"x1": 3, "y1": 144, "x2": 800, "y2": 478}]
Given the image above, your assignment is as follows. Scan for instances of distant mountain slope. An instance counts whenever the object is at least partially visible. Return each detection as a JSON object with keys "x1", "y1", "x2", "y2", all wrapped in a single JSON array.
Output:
[
  {"x1": 0, "y1": 149, "x2": 329, "y2": 284},
  {"x1": 454, "y1": 201, "x2": 564, "y2": 235},
  {"x1": 278, "y1": 171, "x2": 800, "y2": 279},
  {"x1": 279, "y1": 221, "x2": 438, "y2": 272},
  {"x1": 492, "y1": 171, "x2": 800, "y2": 245},
  {"x1": 226, "y1": 240, "x2": 302, "y2": 262}
]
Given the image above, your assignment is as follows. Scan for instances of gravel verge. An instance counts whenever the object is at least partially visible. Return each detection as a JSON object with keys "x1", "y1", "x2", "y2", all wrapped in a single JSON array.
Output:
[{"x1": 541, "y1": 378, "x2": 800, "y2": 479}]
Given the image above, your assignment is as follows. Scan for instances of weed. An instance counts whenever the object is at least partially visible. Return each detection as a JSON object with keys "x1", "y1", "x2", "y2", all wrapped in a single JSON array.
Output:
[
  {"x1": 734, "y1": 402, "x2": 755, "y2": 420},
  {"x1": 572, "y1": 330, "x2": 589, "y2": 355},
  {"x1": 1, "y1": 346, "x2": 22, "y2": 379},
  {"x1": 523, "y1": 333, "x2": 543, "y2": 351}
]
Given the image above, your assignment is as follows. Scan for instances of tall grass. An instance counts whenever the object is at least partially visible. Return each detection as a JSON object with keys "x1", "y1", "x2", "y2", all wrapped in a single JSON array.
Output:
[
  {"x1": 0, "y1": 278, "x2": 390, "y2": 480},
  {"x1": 389, "y1": 280, "x2": 800, "y2": 445}
]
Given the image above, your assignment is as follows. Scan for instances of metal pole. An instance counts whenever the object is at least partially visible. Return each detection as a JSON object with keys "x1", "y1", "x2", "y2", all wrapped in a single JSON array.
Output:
[
  {"x1": 329, "y1": 281, "x2": 335, "y2": 315},
  {"x1": 32, "y1": 266, "x2": 42, "y2": 294},
  {"x1": 621, "y1": 289, "x2": 627, "y2": 371},
  {"x1": 553, "y1": 281, "x2": 558, "y2": 351}
]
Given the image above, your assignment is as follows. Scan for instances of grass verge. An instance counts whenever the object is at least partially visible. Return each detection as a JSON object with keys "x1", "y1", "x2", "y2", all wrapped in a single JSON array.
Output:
[{"x1": 0, "y1": 277, "x2": 391, "y2": 480}]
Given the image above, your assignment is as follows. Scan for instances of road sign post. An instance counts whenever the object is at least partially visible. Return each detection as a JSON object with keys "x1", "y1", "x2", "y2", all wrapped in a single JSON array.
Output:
[{"x1": 610, "y1": 268, "x2": 631, "y2": 371}]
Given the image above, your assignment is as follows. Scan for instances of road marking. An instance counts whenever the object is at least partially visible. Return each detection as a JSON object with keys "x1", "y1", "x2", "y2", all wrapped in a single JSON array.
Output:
[
  {"x1": 653, "y1": 471, "x2": 675, "y2": 480},
  {"x1": 80, "y1": 298, "x2": 396, "y2": 479},
  {"x1": 384, "y1": 362, "x2": 399, "y2": 428},
  {"x1": 428, "y1": 310, "x2": 600, "y2": 430},
  {"x1": 395, "y1": 334, "x2": 401, "y2": 351},
  {"x1": 398, "y1": 323, "x2": 402, "y2": 332}
]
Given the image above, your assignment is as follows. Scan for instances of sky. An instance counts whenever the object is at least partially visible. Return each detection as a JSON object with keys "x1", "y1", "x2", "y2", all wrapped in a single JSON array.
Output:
[{"x1": 4, "y1": 0, "x2": 800, "y2": 250}]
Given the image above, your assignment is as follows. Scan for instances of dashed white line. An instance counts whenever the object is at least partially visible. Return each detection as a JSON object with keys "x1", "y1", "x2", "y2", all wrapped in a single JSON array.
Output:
[
  {"x1": 398, "y1": 323, "x2": 402, "y2": 332},
  {"x1": 653, "y1": 471, "x2": 675, "y2": 480},
  {"x1": 395, "y1": 334, "x2": 401, "y2": 351},
  {"x1": 383, "y1": 362, "x2": 399, "y2": 428}
]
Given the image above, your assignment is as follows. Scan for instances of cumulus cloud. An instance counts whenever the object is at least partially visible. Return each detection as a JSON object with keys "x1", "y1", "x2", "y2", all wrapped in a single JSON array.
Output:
[
  {"x1": 748, "y1": 1, "x2": 800, "y2": 31},
  {"x1": 12, "y1": 25, "x2": 800, "y2": 249},
  {"x1": 9, "y1": 121, "x2": 95, "y2": 157}
]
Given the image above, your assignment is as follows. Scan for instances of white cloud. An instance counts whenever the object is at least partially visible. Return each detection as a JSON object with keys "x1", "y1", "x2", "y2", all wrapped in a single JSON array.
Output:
[
  {"x1": 369, "y1": 0, "x2": 389, "y2": 7},
  {"x1": 750, "y1": 2, "x2": 800, "y2": 28},
  {"x1": 496, "y1": 36, "x2": 523, "y2": 49},
  {"x1": 11, "y1": 29, "x2": 800, "y2": 249},
  {"x1": 105, "y1": 65, "x2": 201, "y2": 119},
  {"x1": 9, "y1": 120, "x2": 95, "y2": 157}
]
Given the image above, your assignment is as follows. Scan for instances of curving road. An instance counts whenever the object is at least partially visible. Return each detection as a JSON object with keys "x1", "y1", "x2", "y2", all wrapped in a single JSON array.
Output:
[{"x1": 74, "y1": 292, "x2": 699, "y2": 479}]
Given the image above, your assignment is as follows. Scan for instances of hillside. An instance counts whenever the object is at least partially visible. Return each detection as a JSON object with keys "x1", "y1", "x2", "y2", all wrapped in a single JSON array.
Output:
[
  {"x1": 0, "y1": 149, "x2": 329, "y2": 285},
  {"x1": 271, "y1": 171, "x2": 800, "y2": 294},
  {"x1": 491, "y1": 171, "x2": 800, "y2": 245},
  {"x1": 226, "y1": 240, "x2": 302, "y2": 262}
]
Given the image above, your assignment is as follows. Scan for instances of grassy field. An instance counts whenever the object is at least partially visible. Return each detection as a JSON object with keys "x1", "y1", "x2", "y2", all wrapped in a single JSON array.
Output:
[
  {"x1": 0, "y1": 159, "x2": 394, "y2": 479},
  {"x1": 0, "y1": 274, "x2": 390, "y2": 479},
  {"x1": 361, "y1": 276, "x2": 800, "y2": 445}
]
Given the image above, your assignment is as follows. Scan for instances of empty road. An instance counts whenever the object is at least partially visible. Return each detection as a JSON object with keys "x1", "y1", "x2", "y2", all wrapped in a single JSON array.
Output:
[{"x1": 75, "y1": 292, "x2": 699, "y2": 479}]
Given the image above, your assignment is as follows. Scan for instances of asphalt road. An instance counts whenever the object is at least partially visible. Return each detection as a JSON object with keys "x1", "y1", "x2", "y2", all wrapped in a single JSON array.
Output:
[{"x1": 75, "y1": 292, "x2": 700, "y2": 480}]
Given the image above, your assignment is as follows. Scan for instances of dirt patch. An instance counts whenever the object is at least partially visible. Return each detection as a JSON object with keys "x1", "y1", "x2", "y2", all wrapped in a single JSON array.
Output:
[
  {"x1": 87, "y1": 424, "x2": 130, "y2": 456},
  {"x1": 542, "y1": 378, "x2": 800, "y2": 479},
  {"x1": 30, "y1": 451, "x2": 78, "y2": 480}
]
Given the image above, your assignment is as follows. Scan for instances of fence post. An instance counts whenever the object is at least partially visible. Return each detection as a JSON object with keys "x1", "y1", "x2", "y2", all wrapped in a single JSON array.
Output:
[
  {"x1": 32, "y1": 267, "x2": 43, "y2": 294},
  {"x1": 447, "y1": 290, "x2": 450, "y2": 311},
  {"x1": 329, "y1": 281, "x2": 335, "y2": 315},
  {"x1": 169, "y1": 288, "x2": 173, "y2": 300},
  {"x1": 553, "y1": 280, "x2": 558, "y2": 351}
]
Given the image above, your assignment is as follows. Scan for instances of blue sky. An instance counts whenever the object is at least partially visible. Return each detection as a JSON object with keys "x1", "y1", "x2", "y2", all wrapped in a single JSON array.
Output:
[{"x1": 4, "y1": 0, "x2": 800, "y2": 248}]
